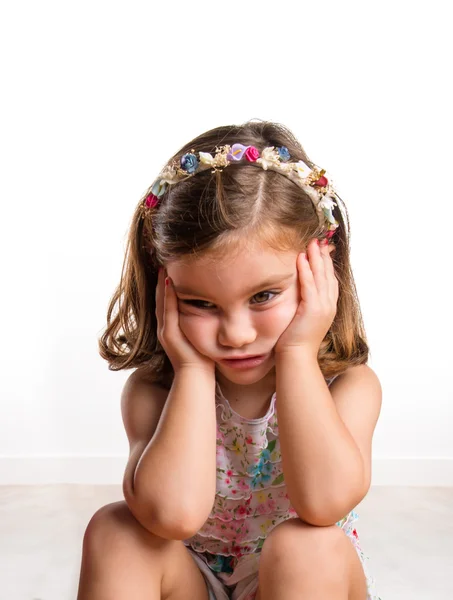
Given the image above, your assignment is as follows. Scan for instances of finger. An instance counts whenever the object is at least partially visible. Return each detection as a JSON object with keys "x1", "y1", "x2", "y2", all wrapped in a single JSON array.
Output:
[
  {"x1": 307, "y1": 239, "x2": 329, "y2": 294},
  {"x1": 162, "y1": 275, "x2": 180, "y2": 340},
  {"x1": 298, "y1": 251, "x2": 317, "y2": 303},
  {"x1": 320, "y1": 241, "x2": 339, "y2": 302},
  {"x1": 319, "y1": 241, "x2": 335, "y2": 274},
  {"x1": 155, "y1": 267, "x2": 166, "y2": 333}
]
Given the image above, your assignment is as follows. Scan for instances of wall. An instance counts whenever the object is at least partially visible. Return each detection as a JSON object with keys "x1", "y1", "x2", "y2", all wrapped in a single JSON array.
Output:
[{"x1": 1, "y1": 0, "x2": 451, "y2": 484}]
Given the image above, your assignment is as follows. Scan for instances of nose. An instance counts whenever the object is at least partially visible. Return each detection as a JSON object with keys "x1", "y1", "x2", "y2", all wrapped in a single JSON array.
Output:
[{"x1": 217, "y1": 314, "x2": 257, "y2": 349}]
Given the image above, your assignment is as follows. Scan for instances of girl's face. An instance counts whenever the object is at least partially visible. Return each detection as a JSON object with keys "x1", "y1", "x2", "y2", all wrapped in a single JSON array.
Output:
[{"x1": 166, "y1": 240, "x2": 301, "y2": 386}]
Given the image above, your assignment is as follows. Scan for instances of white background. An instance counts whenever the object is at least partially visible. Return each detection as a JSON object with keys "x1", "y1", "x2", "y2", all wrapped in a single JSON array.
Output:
[{"x1": 1, "y1": 0, "x2": 451, "y2": 484}]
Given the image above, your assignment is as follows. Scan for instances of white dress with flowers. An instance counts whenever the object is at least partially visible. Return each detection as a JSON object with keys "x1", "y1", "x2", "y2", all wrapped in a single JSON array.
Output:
[{"x1": 183, "y1": 378, "x2": 381, "y2": 600}]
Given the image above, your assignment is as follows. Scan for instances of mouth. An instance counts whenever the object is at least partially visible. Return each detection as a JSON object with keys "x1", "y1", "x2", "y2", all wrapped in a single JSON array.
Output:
[
  {"x1": 222, "y1": 354, "x2": 263, "y2": 360},
  {"x1": 220, "y1": 353, "x2": 269, "y2": 369}
]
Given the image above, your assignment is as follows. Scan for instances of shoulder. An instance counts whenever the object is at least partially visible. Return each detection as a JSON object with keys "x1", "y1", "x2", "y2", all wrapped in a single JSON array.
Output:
[
  {"x1": 121, "y1": 367, "x2": 169, "y2": 447},
  {"x1": 330, "y1": 364, "x2": 382, "y2": 402},
  {"x1": 122, "y1": 366, "x2": 169, "y2": 404},
  {"x1": 329, "y1": 364, "x2": 382, "y2": 433},
  {"x1": 331, "y1": 364, "x2": 381, "y2": 391}
]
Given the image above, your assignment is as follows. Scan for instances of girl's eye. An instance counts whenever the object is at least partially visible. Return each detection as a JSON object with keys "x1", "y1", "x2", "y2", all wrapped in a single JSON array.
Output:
[
  {"x1": 181, "y1": 291, "x2": 280, "y2": 310},
  {"x1": 252, "y1": 291, "x2": 278, "y2": 305},
  {"x1": 182, "y1": 300, "x2": 215, "y2": 309}
]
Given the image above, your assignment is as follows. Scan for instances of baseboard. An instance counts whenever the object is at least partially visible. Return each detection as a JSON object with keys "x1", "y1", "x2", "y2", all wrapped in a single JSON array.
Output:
[{"x1": 0, "y1": 456, "x2": 452, "y2": 485}]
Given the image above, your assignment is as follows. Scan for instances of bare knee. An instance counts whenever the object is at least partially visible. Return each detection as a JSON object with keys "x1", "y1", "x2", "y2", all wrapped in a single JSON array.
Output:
[
  {"x1": 260, "y1": 518, "x2": 346, "y2": 572},
  {"x1": 79, "y1": 501, "x2": 210, "y2": 600},
  {"x1": 78, "y1": 501, "x2": 175, "y2": 599},
  {"x1": 82, "y1": 500, "x2": 161, "y2": 557}
]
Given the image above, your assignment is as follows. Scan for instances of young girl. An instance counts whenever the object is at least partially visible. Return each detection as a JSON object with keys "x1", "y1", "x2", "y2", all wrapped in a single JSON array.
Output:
[{"x1": 77, "y1": 120, "x2": 383, "y2": 600}]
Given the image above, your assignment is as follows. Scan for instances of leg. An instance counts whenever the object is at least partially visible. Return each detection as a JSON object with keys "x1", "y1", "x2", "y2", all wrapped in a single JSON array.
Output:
[
  {"x1": 77, "y1": 500, "x2": 211, "y2": 600},
  {"x1": 255, "y1": 518, "x2": 367, "y2": 600}
]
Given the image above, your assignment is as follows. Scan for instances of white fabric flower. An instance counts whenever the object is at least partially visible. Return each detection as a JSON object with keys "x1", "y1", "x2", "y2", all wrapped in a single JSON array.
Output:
[
  {"x1": 256, "y1": 147, "x2": 280, "y2": 170},
  {"x1": 159, "y1": 165, "x2": 180, "y2": 184},
  {"x1": 293, "y1": 160, "x2": 313, "y2": 179},
  {"x1": 318, "y1": 196, "x2": 336, "y2": 210},
  {"x1": 199, "y1": 152, "x2": 215, "y2": 166}
]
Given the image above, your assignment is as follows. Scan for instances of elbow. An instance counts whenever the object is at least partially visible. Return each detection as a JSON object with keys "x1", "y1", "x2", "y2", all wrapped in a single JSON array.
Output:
[
  {"x1": 152, "y1": 513, "x2": 201, "y2": 541},
  {"x1": 295, "y1": 485, "x2": 369, "y2": 528},
  {"x1": 299, "y1": 509, "x2": 345, "y2": 528},
  {"x1": 123, "y1": 485, "x2": 197, "y2": 541},
  {"x1": 298, "y1": 502, "x2": 352, "y2": 527},
  {"x1": 151, "y1": 502, "x2": 207, "y2": 540},
  {"x1": 126, "y1": 493, "x2": 197, "y2": 540}
]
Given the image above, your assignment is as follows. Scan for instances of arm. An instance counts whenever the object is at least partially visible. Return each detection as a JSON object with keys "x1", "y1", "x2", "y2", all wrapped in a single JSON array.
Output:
[
  {"x1": 122, "y1": 366, "x2": 217, "y2": 539},
  {"x1": 275, "y1": 351, "x2": 382, "y2": 526}
]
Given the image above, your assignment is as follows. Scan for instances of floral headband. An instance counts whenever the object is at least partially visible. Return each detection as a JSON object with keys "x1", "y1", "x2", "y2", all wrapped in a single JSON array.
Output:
[{"x1": 141, "y1": 143, "x2": 340, "y2": 239}]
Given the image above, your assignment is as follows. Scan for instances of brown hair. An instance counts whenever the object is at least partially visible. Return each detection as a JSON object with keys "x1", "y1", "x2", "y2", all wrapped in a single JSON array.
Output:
[{"x1": 98, "y1": 119, "x2": 369, "y2": 388}]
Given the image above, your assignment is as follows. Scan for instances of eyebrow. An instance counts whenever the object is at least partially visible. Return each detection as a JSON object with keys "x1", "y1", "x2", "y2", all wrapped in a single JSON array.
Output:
[{"x1": 173, "y1": 273, "x2": 294, "y2": 298}]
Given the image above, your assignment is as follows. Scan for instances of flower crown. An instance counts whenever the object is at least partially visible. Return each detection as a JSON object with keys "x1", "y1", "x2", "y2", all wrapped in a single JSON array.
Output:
[{"x1": 142, "y1": 143, "x2": 340, "y2": 239}]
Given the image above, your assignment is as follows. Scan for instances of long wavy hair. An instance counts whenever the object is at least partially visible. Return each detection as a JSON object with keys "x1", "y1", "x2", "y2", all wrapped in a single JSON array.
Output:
[{"x1": 99, "y1": 119, "x2": 369, "y2": 389}]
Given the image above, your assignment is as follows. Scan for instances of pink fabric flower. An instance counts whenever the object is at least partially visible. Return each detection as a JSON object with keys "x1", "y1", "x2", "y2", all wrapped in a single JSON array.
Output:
[
  {"x1": 244, "y1": 146, "x2": 260, "y2": 162},
  {"x1": 267, "y1": 499, "x2": 277, "y2": 511},
  {"x1": 145, "y1": 193, "x2": 159, "y2": 208},
  {"x1": 314, "y1": 175, "x2": 328, "y2": 187},
  {"x1": 257, "y1": 503, "x2": 268, "y2": 515},
  {"x1": 237, "y1": 479, "x2": 250, "y2": 491}
]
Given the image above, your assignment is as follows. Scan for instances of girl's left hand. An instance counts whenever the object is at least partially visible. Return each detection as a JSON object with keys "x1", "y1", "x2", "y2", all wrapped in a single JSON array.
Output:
[{"x1": 274, "y1": 238, "x2": 339, "y2": 357}]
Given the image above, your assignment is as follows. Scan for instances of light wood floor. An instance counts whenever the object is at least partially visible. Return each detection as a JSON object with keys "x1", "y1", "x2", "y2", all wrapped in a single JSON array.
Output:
[{"x1": 1, "y1": 485, "x2": 451, "y2": 599}]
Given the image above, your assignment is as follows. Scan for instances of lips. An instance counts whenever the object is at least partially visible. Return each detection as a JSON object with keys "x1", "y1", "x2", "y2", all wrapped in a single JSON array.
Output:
[
  {"x1": 219, "y1": 353, "x2": 269, "y2": 370},
  {"x1": 222, "y1": 354, "x2": 263, "y2": 360}
]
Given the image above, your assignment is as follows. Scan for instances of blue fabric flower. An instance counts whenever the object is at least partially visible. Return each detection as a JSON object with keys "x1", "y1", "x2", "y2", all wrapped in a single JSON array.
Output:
[
  {"x1": 277, "y1": 146, "x2": 291, "y2": 162},
  {"x1": 247, "y1": 462, "x2": 261, "y2": 477},
  {"x1": 250, "y1": 475, "x2": 261, "y2": 489},
  {"x1": 261, "y1": 461, "x2": 273, "y2": 476},
  {"x1": 248, "y1": 449, "x2": 272, "y2": 478},
  {"x1": 261, "y1": 449, "x2": 271, "y2": 462},
  {"x1": 250, "y1": 471, "x2": 273, "y2": 489},
  {"x1": 180, "y1": 153, "x2": 199, "y2": 173}
]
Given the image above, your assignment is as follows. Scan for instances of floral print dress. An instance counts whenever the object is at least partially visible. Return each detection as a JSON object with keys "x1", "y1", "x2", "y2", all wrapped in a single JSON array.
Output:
[{"x1": 183, "y1": 378, "x2": 381, "y2": 600}]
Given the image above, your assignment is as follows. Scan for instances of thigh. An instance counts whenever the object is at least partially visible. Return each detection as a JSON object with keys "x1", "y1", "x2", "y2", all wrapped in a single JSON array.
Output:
[{"x1": 78, "y1": 500, "x2": 211, "y2": 600}]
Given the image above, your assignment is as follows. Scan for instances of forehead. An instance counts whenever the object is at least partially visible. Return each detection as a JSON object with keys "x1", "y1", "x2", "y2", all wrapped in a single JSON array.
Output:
[{"x1": 167, "y1": 238, "x2": 298, "y2": 293}]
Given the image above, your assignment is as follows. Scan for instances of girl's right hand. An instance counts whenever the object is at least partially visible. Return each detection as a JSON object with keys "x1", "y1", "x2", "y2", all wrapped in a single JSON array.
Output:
[{"x1": 155, "y1": 267, "x2": 215, "y2": 374}]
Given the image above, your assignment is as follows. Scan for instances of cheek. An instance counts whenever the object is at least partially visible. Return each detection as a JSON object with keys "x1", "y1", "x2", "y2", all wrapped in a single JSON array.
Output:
[
  {"x1": 269, "y1": 299, "x2": 299, "y2": 332},
  {"x1": 179, "y1": 314, "x2": 212, "y2": 350}
]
